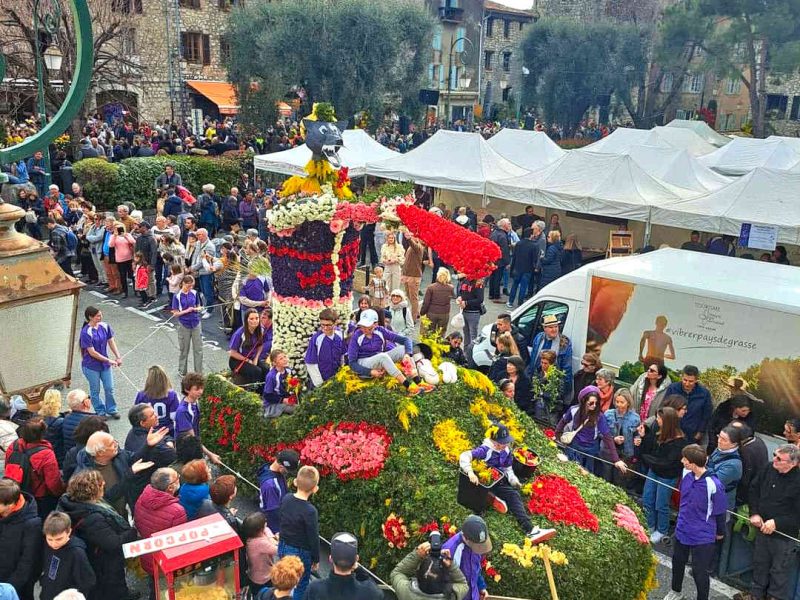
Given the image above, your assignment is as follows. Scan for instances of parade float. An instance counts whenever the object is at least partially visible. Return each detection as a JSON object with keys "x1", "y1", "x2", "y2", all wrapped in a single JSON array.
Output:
[{"x1": 204, "y1": 108, "x2": 657, "y2": 595}]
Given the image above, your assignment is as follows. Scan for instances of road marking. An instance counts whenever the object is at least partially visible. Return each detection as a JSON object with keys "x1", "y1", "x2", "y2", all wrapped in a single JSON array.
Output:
[
  {"x1": 653, "y1": 549, "x2": 742, "y2": 597},
  {"x1": 100, "y1": 299, "x2": 120, "y2": 306},
  {"x1": 88, "y1": 290, "x2": 107, "y2": 298},
  {"x1": 125, "y1": 306, "x2": 162, "y2": 322},
  {"x1": 146, "y1": 306, "x2": 167, "y2": 314}
]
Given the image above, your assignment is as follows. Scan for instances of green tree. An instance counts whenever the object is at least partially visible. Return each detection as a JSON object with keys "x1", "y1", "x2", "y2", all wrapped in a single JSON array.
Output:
[
  {"x1": 520, "y1": 19, "x2": 648, "y2": 135},
  {"x1": 657, "y1": 0, "x2": 800, "y2": 138},
  {"x1": 226, "y1": 0, "x2": 434, "y2": 130}
]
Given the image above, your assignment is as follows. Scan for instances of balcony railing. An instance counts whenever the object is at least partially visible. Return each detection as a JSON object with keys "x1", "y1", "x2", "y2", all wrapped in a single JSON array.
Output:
[{"x1": 438, "y1": 6, "x2": 464, "y2": 22}]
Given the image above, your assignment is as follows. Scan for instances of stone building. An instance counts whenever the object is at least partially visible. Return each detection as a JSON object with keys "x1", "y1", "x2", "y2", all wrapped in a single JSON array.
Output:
[
  {"x1": 480, "y1": 1, "x2": 536, "y2": 120},
  {"x1": 95, "y1": 0, "x2": 237, "y2": 124}
]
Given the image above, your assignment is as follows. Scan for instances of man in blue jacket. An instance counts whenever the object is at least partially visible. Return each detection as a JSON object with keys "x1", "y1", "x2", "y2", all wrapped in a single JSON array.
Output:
[
  {"x1": 665, "y1": 365, "x2": 713, "y2": 445},
  {"x1": 527, "y1": 314, "x2": 572, "y2": 396}
]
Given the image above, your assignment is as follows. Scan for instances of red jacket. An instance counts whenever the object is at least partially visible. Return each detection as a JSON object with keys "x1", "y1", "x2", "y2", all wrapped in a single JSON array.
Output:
[
  {"x1": 5, "y1": 439, "x2": 65, "y2": 499},
  {"x1": 134, "y1": 484, "x2": 187, "y2": 574}
]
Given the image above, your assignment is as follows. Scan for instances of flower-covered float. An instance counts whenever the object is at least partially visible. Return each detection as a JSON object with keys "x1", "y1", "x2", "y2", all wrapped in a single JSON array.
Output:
[
  {"x1": 267, "y1": 102, "x2": 379, "y2": 376},
  {"x1": 203, "y1": 340, "x2": 657, "y2": 600}
]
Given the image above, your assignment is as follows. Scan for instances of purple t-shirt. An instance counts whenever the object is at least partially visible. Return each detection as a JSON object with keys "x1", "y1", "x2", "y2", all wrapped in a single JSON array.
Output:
[
  {"x1": 259, "y1": 325, "x2": 273, "y2": 362},
  {"x1": 135, "y1": 390, "x2": 179, "y2": 435},
  {"x1": 175, "y1": 399, "x2": 200, "y2": 438},
  {"x1": 80, "y1": 322, "x2": 114, "y2": 372},
  {"x1": 263, "y1": 367, "x2": 290, "y2": 405},
  {"x1": 239, "y1": 277, "x2": 266, "y2": 303},
  {"x1": 304, "y1": 329, "x2": 345, "y2": 383},
  {"x1": 172, "y1": 290, "x2": 201, "y2": 329},
  {"x1": 229, "y1": 326, "x2": 262, "y2": 358}
]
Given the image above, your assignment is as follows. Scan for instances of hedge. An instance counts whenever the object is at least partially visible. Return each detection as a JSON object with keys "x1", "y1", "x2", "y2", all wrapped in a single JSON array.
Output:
[
  {"x1": 200, "y1": 368, "x2": 655, "y2": 600},
  {"x1": 73, "y1": 153, "x2": 252, "y2": 210}
]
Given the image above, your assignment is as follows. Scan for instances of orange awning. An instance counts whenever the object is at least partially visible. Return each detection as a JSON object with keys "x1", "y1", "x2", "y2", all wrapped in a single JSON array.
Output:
[{"x1": 186, "y1": 80, "x2": 239, "y2": 115}]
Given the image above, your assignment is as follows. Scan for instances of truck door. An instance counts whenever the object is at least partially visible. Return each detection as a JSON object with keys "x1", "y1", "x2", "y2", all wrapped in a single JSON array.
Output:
[{"x1": 515, "y1": 299, "x2": 571, "y2": 350}]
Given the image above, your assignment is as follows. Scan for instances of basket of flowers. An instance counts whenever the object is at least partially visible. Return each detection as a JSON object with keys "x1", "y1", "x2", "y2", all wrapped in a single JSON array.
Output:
[{"x1": 512, "y1": 446, "x2": 540, "y2": 481}]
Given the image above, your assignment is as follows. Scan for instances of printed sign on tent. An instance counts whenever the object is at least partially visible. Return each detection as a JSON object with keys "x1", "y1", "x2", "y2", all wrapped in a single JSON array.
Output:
[{"x1": 739, "y1": 223, "x2": 778, "y2": 251}]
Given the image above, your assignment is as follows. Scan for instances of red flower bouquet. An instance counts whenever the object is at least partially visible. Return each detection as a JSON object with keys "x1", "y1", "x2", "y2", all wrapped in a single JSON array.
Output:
[
  {"x1": 396, "y1": 204, "x2": 501, "y2": 280},
  {"x1": 382, "y1": 513, "x2": 410, "y2": 549},
  {"x1": 527, "y1": 474, "x2": 599, "y2": 532},
  {"x1": 542, "y1": 428, "x2": 556, "y2": 440}
]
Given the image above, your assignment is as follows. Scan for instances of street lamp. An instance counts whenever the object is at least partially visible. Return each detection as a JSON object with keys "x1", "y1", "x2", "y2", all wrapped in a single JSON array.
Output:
[
  {"x1": 33, "y1": 0, "x2": 64, "y2": 190},
  {"x1": 43, "y1": 45, "x2": 63, "y2": 72},
  {"x1": 0, "y1": 200, "x2": 83, "y2": 402},
  {"x1": 445, "y1": 35, "x2": 474, "y2": 127}
]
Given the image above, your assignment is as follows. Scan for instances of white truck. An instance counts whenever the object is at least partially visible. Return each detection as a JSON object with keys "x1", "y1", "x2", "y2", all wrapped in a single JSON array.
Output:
[{"x1": 470, "y1": 248, "x2": 800, "y2": 431}]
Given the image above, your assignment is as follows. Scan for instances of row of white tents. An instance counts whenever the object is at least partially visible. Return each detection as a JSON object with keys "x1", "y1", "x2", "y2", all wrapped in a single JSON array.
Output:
[{"x1": 254, "y1": 120, "x2": 800, "y2": 245}]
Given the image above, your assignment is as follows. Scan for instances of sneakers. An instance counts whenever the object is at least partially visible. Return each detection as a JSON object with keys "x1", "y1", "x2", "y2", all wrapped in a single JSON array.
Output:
[
  {"x1": 416, "y1": 381, "x2": 435, "y2": 393},
  {"x1": 142, "y1": 298, "x2": 155, "y2": 309},
  {"x1": 505, "y1": 302, "x2": 514, "y2": 309},
  {"x1": 649, "y1": 531, "x2": 664, "y2": 544},
  {"x1": 664, "y1": 591, "x2": 684, "y2": 600},
  {"x1": 488, "y1": 493, "x2": 508, "y2": 514},
  {"x1": 201, "y1": 311, "x2": 212, "y2": 319},
  {"x1": 526, "y1": 526, "x2": 557, "y2": 544}
]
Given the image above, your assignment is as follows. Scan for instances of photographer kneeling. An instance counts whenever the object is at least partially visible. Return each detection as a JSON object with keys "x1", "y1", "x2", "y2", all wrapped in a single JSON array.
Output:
[{"x1": 391, "y1": 532, "x2": 469, "y2": 600}]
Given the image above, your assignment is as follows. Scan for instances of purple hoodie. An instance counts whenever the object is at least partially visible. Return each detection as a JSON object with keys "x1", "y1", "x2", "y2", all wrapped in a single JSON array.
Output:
[{"x1": 442, "y1": 532, "x2": 486, "y2": 600}]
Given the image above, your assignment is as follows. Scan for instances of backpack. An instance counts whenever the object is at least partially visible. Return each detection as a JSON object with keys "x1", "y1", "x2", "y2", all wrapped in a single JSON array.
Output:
[
  {"x1": 63, "y1": 227, "x2": 79, "y2": 252},
  {"x1": 5, "y1": 440, "x2": 46, "y2": 492},
  {"x1": 200, "y1": 195, "x2": 218, "y2": 224}
]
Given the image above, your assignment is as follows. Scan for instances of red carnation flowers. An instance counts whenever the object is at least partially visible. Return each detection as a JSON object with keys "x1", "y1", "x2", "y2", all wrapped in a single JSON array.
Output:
[{"x1": 527, "y1": 474, "x2": 600, "y2": 532}]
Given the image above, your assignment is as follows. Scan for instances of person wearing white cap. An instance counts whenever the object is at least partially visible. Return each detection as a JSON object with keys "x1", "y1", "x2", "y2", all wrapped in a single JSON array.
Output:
[{"x1": 346, "y1": 309, "x2": 432, "y2": 396}]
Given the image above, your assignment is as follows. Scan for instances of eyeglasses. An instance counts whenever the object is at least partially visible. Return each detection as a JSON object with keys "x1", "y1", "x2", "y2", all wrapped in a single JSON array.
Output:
[
  {"x1": 320, "y1": 322, "x2": 335, "y2": 328},
  {"x1": 647, "y1": 367, "x2": 659, "y2": 374}
]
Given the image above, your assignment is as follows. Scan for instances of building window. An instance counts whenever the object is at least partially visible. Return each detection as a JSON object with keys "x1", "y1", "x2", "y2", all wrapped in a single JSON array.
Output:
[
  {"x1": 432, "y1": 26, "x2": 442, "y2": 51},
  {"x1": 503, "y1": 19, "x2": 510, "y2": 39},
  {"x1": 766, "y1": 94, "x2": 788, "y2": 119},
  {"x1": 725, "y1": 78, "x2": 741, "y2": 95},
  {"x1": 455, "y1": 27, "x2": 465, "y2": 52},
  {"x1": 218, "y1": 0, "x2": 238, "y2": 9},
  {"x1": 519, "y1": 22, "x2": 524, "y2": 32},
  {"x1": 484, "y1": 50, "x2": 494, "y2": 71},
  {"x1": 502, "y1": 86, "x2": 512, "y2": 102},
  {"x1": 682, "y1": 73, "x2": 703, "y2": 94},
  {"x1": 181, "y1": 32, "x2": 211, "y2": 64},
  {"x1": 486, "y1": 17, "x2": 494, "y2": 37},
  {"x1": 502, "y1": 52, "x2": 511, "y2": 73},
  {"x1": 791, "y1": 96, "x2": 800, "y2": 120},
  {"x1": 112, "y1": 0, "x2": 142, "y2": 13},
  {"x1": 219, "y1": 36, "x2": 230, "y2": 62},
  {"x1": 660, "y1": 72, "x2": 673, "y2": 93},
  {"x1": 179, "y1": 0, "x2": 201, "y2": 8}
]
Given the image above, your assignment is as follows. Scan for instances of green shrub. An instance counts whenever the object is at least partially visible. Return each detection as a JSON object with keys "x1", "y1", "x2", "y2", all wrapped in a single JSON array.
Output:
[
  {"x1": 201, "y1": 372, "x2": 654, "y2": 600},
  {"x1": 361, "y1": 180, "x2": 414, "y2": 203},
  {"x1": 76, "y1": 154, "x2": 247, "y2": 210},
  {"x1": 72, "y1": 159, "x2": 120, "y2": 208}
]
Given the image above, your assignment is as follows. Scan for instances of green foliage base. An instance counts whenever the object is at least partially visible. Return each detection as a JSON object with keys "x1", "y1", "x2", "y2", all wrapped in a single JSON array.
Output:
[{"x1": 202, "y1": 374, "x2": 654, "y2": 599}]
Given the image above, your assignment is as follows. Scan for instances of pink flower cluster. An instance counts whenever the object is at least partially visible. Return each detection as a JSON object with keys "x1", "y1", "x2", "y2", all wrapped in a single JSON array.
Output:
[
  {"x1": 272, "y1": 293, "x2": 352, "y2": 309},
  {"x1": 300, "y1": 422, "x2": 392, "y2": 481},
  {"x1": 333, "y1": 201, "x2": 379, "y2": 224},
  {"x1": 613, "y1": 503, "x2": 649, "y2": 545}
]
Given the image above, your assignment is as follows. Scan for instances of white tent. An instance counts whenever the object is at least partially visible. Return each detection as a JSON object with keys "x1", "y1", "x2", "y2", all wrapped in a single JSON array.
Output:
[
  {"x1": 253, "y1": 129, "x2": 397, "y2": 177},
  {"x1": 581, "y1": 126, "x2": 715, "y2": 156},
  {"x1": 485, "y1": 129, "x2": 565, "y2": 171},
  {"x1": 699, "y1": 137, "x2": 800, "y2": 176},
  {"x1": 665, "y1": 119, "x2": 731, "y2": 147},
  {"x1": 651, "y1": 167, "x2": 800, "y2": 244},
  {"x1": 621, "y1": 145, "x2": 731, "y2": 192},
  {"x1": 486, "y1": 151, "x2": 696, "y2": 222},
  {"x1": 365, "y1": 130, "x2": 527, "y2": 195},
  {"x1": 768, "y1": 135, "x2": 800, "y2": 154}
]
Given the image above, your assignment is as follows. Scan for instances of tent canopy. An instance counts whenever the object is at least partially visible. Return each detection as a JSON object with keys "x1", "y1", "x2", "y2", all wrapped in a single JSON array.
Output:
[
  {"x1": 485, "y1": 128, "x2": 565, "y2": 171},
  {"x1": 487, "y1": 151, "x2": 696, "y2": 221},
  {"x1": 366, "y1": 130, "x2": 527, "y2": 195},
  {"x1": 253, "y1": 129, "x2": 396, "y2": 177},
  {"x1": 665, "y1": 119, "x2": 731, "y2": 147},
  {"x1": 583, "y1": 126, "x2": 716, "y2": 156},
  {"x1": 699, "y1": 137, "x2": 800, "y2": 176},
  {"x1": 651, "y1": 167, "x2": 800, "y2": 244},
  {"x1": 621, "y1": 144, "x2": 731, "y2": 192}
]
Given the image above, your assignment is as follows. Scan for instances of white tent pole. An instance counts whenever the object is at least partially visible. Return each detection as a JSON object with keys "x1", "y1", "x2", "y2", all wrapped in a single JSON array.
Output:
[
  {"x1": 482, "y1": 190, "x2": 488, "y2": 208},
  {"x1": 644, "y1": 206, "x2": 653, "y2": 247}
]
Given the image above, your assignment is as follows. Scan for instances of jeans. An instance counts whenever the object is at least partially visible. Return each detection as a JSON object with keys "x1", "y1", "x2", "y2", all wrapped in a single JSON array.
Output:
[
  {"x1": 57, "y1": 257, "x2": 74, "y2": 277},
  {"x1": 82, "y1": 365, "x2": 117, "y2": 416},
  {"x1": 199, "y1": 274, "x2": 215, "y2": 313},
  {"x1": 751, "y1": 531, "x2": 797, "y2": 600},
  {"x1": 117, "y1": 259, "x2": 132, "y2": 295},
  {"x1": 672, "y1": 540, "x2": 716, "y2": 600},
  {"x1": 643, "y1": 470, "x2": 676, "y2": 535},
  {"x1": 154, "y1": 256, "x2": 165, "y2": 295},
  {"x1": 91, "y1": 251, "x2": 107, "y2": 284},
  {"x1": 488, "y1": 265, "x2": 504, "y2": 299},
  {"x1": 357, "y1": 345, "x2": 405, "y2": 378},
  {"x1": 177, "y1": 324, "x2": 203, "y2": 375},
  {"x1": 277, "y1": 541, "x2": 313, "y2": 600},
  {"x1": 567, "y1": 438, "x2": 600, "y2": 474},
  {"x1": 462, "y1": 310, "x2": 482, "y2": 349},
  {"x1": 507, "y1": 272, "x2": 531, "y2": 306}
]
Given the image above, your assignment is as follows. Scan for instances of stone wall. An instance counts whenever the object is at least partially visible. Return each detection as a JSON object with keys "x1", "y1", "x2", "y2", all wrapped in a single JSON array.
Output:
[{"x1": 482, "y1": 6, "x2": 532, "y2": 117}]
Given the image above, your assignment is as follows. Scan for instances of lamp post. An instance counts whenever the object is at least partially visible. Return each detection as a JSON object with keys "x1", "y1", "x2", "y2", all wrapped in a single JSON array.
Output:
[
  {"x1": 33, "y1": 0, "x2": 64, "y2": 189},
  {"x1": 0, "y1": 0, "x2": 93, "y2": 403},
  {"x1": 444, "y1": 35, "x2": 474, "y2": 127}
]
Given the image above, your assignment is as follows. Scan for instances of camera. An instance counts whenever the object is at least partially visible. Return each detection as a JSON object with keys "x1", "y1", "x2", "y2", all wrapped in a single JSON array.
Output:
[
  {"x1": 429, "y1": 530, "x2": 442, "y2": 559},
  {"x1": 117, "y1": 227, "x2": 125, "y2": 234}
]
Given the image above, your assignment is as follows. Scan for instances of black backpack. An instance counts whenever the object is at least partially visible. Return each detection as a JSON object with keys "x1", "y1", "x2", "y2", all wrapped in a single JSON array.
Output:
[{"x1": 5, "y1": 440, "x2": 46, "y2": 493}]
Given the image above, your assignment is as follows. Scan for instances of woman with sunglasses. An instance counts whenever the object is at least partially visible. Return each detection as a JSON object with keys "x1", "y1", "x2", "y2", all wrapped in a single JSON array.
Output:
[{"x1": 630, "y1": 362, "x2": 670, "y2": 421}]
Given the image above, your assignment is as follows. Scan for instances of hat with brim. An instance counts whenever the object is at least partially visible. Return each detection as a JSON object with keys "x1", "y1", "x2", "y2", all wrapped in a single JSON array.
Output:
[
  {"x1": 357, "y1": 309, "x2": 379, "y2": 327},
  {"x1": 276, "y1": 449, "x2": 299, "y2": 472},
  {"x1": 462, "y1": 515, "x2": 492, "y2": 554},
  {"x1": 542, "y1": 314, "x2": 560, "y2": 327},
  {"x1": 330, "y1": 532, "x2": 358, "y2": 568},
  {"x1": 490, "y1": 424, "x2": 514, "y2": 445}
]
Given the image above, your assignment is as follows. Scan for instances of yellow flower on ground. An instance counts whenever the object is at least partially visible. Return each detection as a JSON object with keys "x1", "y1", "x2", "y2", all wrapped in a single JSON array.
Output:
[{"x1": 501, "y1": 540, "x2": 569, "y2": 569}]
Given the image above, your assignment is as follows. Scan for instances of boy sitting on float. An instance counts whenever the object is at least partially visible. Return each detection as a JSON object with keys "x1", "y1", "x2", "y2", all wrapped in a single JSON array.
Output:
[{"x1": 460, "y1": 424, "x2": 556, "y2": 543}]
